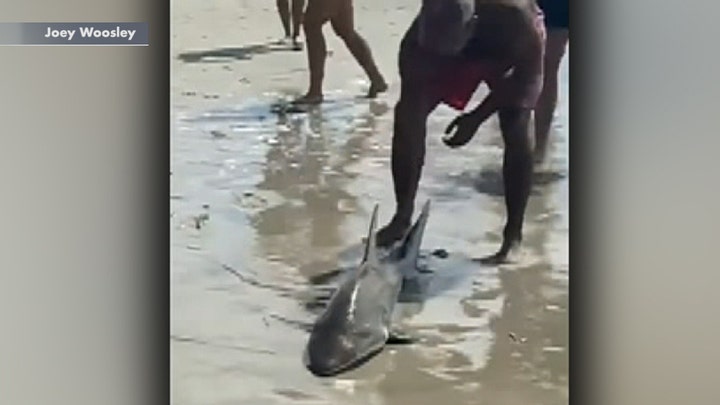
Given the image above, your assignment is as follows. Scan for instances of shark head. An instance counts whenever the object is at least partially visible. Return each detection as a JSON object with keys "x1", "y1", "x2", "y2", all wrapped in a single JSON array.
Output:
[{"x1": 303, "y1": 202, "x2": 432, "y2": 377}]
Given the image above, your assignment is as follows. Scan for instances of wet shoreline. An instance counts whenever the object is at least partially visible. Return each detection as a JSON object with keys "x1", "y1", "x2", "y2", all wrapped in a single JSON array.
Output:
[{"x1": 171, "y1": 0, "x2": 568, "y2": 403}]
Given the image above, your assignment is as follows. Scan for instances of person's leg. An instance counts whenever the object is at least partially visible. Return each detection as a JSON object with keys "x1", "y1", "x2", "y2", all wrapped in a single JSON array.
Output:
[
  {"x1": 329, "y1": 0, "x2": 388, "y2": 98},
  {"x1": 534, "y1": 29, "x2": 568, "y2": 164},
  {"x1": 290, "y1": 0, "x2": 306, "y2": 50},
  {"x1": 533, "y1": 0, "x2": 569, "y2": 165},
  {"x1": 276, "y1": 0, "x2": 292, "y2": 39},
  {"x1": 294, "y1": 0, "x2": 332, "y2": 104},
  {"x1": 481, "y1": 107, "x2": 534, "y2": 264}
]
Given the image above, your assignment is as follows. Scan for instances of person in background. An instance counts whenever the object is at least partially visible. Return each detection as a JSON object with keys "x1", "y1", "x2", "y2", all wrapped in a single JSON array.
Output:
[
  {"x1": 534, "y1": 0, "x2": 569, "y2": 164},
  {"x1": 292, "y1": 0, "x2": 388, "y2": 104},
  {"x1": 276, "y1": 0, "x2": 305, "y2": 50}
]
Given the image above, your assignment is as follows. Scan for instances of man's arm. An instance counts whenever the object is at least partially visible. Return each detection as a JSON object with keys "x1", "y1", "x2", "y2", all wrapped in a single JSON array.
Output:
[
  {"x1": 469, "y1": 29, "x2": 544, "y2": 122},
  {"x1": 376, "y1": 23, "x2": 446, "y2": 246},
  {"x1": 444, "y1": 19, "x2": 544, "y2": 148}
]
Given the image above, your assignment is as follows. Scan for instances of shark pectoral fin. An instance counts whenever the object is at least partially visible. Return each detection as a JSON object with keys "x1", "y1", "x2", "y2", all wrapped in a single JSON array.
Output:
[
  {"x1": 386, "y1": 332, "x2": 416, "y2": 345},
  {"x1": 362, "y1": 204, "x2": 381, "y2": 266}
]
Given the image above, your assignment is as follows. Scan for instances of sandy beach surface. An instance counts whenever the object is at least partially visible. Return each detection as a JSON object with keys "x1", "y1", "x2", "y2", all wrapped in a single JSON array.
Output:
[{"x1": 171, "y1": 0, "x2": 569, "y2": 404}]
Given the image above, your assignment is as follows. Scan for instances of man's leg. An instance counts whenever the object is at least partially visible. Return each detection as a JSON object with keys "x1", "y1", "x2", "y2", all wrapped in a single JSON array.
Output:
[
  {"x1": 295, "y1": 0, "x2": 332, "y2": 104},
  {"x1": 329, "y1": 2, "x2": 388, "y2": 98},
  {"x1": 290, "y1": 0, "x2": 306, "y2": 50},
  {"x1": 482, "y1": 107, "x2": 534, "y2": 264},
  {"x1": 534, "y1": 28, "x2": 568, "y2": 164},
  {"x1": 276, "y1": 0, "x2": 292, "y2": 39}
]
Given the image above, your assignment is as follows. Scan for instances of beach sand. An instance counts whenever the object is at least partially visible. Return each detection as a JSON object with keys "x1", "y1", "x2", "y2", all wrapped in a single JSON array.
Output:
[{"x1": 171, "y1": 0, "x2": 569, "y2": 403}]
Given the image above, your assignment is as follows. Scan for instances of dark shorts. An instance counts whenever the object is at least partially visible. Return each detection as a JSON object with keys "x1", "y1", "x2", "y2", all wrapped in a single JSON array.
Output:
[{"x1": 537, "y1": 0, "x2": 568, "y2": 29}]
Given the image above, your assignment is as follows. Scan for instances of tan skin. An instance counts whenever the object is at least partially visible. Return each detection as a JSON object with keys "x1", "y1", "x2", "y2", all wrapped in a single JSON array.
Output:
[
  {"x1": 376, "y1": 0, "x2": 544, "y2": 264},
  {"x1": 293, "y1": 0, "x2": 388, "y2": 104},
  {"x1": 276, "y1": 0, "x2": 306, "y2": 50}
]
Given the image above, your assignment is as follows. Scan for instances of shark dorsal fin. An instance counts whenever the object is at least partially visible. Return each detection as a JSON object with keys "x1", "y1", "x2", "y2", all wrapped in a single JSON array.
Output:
[
  {"x1": 361, "y1": 204, "x2": 380, "y2": 265},
  {"x1": 398, "y1": 200, "x2": 431, "y2": 265}
]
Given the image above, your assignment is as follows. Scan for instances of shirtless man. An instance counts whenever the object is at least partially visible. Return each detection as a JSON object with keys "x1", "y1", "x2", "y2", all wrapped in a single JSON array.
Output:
[
  {"x1": 376, "y1": 0, "x2": 546, "y2": 264},
  {"x1": 275, "y1": 0, "x2": 305, "y2": 50},
  {"x1": 534, "y1": 0, "x2": 569, "y2": 164},
  {"x1": 293, "y1": 0, "x2": 388, "y2": 104}
]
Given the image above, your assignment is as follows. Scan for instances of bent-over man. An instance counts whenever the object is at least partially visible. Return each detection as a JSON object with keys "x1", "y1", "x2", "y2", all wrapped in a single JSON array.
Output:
[{"x1": 376, "y1": 0, "x2": 546, "y2": 264}]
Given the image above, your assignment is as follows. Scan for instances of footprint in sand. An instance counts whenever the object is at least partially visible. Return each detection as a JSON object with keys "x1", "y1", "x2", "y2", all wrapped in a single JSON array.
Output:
[{"x1": 233, "y1": 190, "x2": 284, "y2": 212}]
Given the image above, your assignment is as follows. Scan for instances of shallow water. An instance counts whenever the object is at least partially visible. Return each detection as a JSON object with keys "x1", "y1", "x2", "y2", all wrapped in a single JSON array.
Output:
[{"x1": 171, "y1": 1, "x2": 568, "y2": 403}]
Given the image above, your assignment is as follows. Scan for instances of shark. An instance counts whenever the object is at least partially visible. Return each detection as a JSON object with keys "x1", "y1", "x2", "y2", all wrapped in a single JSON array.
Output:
[{"x1": 303, "y1": 201, "x2": 431, "y2": 377}]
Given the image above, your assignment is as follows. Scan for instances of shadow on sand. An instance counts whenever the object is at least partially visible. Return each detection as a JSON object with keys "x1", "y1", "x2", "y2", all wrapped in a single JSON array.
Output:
[
  {"x1": 177, "y1": 41, "x2": 296, "y2": 63},
  {"x1": 452, "y1": 167, "x2": 567, "y2": 198}
]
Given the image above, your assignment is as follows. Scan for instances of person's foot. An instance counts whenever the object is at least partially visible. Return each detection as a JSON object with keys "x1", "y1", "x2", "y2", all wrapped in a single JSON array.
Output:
[
  {"x1": 291, "y1": 39, "x2": 304, "y2": 51},
  {"x1": 533, "y1": 150, "x2": 547, "y2": 167},
  {"x1": 533, "y1": 138, "x2": 549, "y2": 166},
  {"x1": 476, "y1": 239, "x2": 522, "y2": 265},
  {"x1": 376, "y1": 216, "x2": 410, "y2": 248},
  {"x1": 292, "y1": 93, "x2": 323, "y2": 105},
  {"x1": 275, "y1": 36, "x2": 292, "y2": 46},
  {"x1": 366, "y1": 79, "x2": 388, "y2": 99}
]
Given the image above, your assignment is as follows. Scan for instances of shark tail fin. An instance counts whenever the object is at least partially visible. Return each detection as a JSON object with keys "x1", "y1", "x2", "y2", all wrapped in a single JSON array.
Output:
[
  {"x1": 361, "y1": 204, "x2": 380, "y2": 265},
  {"x1": 398, "y1": 200, "x2": 431, "y2": 265}
]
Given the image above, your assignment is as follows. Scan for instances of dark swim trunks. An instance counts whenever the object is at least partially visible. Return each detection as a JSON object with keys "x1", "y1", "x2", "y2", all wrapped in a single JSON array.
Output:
[
  {"x1": 433, "y1": 6, "x2": 546, "y2": 111},
  {"x1": 537, "y1": 0, "x2": 568, "y2": 29}
]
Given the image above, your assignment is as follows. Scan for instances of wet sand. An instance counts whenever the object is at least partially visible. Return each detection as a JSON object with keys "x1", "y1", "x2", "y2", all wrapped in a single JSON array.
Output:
[{"x1": 171, "y1": 0, "x2": 569, "y2": 404}]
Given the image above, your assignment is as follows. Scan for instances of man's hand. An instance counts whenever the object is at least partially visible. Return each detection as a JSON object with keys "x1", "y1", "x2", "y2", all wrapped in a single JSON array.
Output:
[{"x1": 443, "y1": 112, "x2": 482, "y2": 148}]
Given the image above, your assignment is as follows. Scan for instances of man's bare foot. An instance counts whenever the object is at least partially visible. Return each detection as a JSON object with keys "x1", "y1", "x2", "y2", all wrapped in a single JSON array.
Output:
[
  {"x1": 476, "y1": 240, "x2": 522, "y2": 265},
  {"x1": 275, "y1": 37, "x2": 291, "y2": 46},
  {"x1": 533, "y1": 139, "x2": 549, "y2": 166},
  {"x1": 367, "y1": 80, "x2": 388, "y2": 99},
  {"x1": 292, "y1": 93, "x2": 323, "y2": 105},
  {"x1": 376, "y1": 217, "x2": 410, "y2": 248}
]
